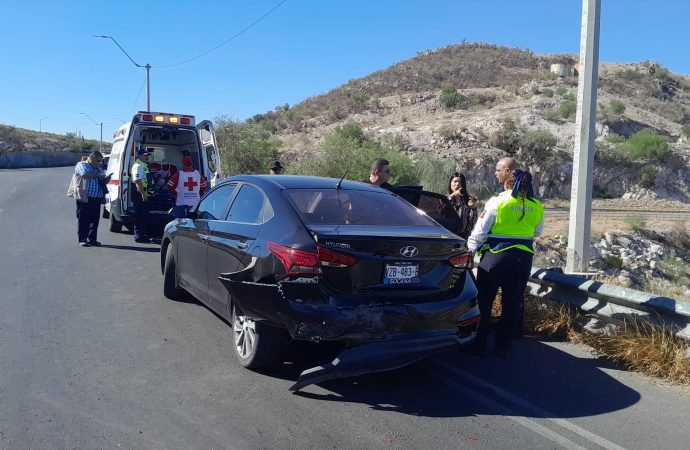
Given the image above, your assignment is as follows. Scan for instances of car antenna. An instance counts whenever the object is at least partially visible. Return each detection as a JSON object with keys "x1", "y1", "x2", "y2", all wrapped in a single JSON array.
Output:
[{"x1": 335, "y1": 170, "x2": 349, "y2": 190}]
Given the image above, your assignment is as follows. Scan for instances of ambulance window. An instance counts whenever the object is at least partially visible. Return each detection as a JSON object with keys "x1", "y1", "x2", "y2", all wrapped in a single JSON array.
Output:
[
  {"x1": 196, "y1": 185, "x2": 236, "y2": 220},
  {"x1": 206, "y1": 145, "x2": 217, "y2": 172}
]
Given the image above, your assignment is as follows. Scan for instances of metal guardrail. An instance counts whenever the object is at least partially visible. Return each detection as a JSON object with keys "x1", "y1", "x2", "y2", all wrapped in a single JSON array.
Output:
[{"x1": 525, "y1": 267, "x2": 690, "y2": 342}]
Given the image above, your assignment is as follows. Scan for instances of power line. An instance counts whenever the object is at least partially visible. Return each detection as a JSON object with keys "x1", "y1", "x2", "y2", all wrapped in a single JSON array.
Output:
[
  {"x1": 128, "y1": 78, "x2": 147, "y2": 117},
  {"x1": 152, "y1": 0, "x2": 289, "y2": 69}
]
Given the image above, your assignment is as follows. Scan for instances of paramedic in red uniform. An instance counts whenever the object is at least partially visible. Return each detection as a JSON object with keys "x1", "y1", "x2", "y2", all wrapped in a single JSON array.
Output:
[{"x1": 167, "y1": 155, "x2": 207, "y2": 209}]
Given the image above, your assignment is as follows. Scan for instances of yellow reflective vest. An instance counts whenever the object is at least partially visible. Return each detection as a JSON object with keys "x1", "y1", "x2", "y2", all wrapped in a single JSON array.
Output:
[{"x1": 480, "y1": 194, "x2": 544, "y2": 255}]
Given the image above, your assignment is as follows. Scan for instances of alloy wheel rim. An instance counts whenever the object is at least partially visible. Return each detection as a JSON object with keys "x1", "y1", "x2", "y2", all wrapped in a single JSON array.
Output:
[{"x1": 233, "y1": 309, "x2": 256, "y2": 359}]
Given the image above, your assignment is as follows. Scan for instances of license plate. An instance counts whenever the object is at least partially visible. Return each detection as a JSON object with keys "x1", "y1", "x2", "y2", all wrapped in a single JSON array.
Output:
[{"x1": 384, "y1": 263, "x2": 420, "y2": 285}]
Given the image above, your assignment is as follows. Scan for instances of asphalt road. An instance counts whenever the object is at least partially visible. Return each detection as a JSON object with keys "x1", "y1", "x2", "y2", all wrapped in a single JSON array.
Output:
[{"x1": 1, "y1": 167, "x2": 690, "y2": 449}]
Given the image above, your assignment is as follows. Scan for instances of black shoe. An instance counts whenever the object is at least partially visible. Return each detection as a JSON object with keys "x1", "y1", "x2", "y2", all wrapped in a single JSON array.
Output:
[
  {"x1": 88, "y1": 241, "x2": 102, "y2": 247},
  {"x1": 135, "y1": 237, "x2": 152, "y2": 243},
  {"x1": 79, "y1": 242, "x2": 91, "y2": 247}
]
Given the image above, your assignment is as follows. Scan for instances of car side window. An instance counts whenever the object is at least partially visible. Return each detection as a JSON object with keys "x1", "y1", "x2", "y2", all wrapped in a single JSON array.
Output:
[
  {"x1": 227, "y1": 185, "x2": 264, "y2": 224},
  {"x1": 196, "y1": 185, "x2": 236, "y2": 220}
]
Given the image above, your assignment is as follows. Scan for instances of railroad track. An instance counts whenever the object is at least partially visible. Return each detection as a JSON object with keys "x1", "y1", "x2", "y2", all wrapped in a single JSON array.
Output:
[{"x1": 545, "y1": 208, "x2": 690, "y2": 219}]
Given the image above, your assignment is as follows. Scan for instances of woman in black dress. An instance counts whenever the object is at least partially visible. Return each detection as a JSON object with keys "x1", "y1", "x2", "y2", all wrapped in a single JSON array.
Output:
[{"x1": 447, "y1": 172, "x2": 478, "y2": 239}]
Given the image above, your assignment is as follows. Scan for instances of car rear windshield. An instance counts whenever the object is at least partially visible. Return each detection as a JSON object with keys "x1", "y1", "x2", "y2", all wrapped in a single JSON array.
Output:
[{"x1": 286, "y1": 189, "x2": 440, "y2": 227}]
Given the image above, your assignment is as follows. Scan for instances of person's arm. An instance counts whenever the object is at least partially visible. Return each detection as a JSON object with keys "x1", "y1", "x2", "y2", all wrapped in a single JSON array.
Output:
[
  {"x1": 467, "y1": 197, "x2": 497, "y2": 252},
  {"x1": 199, "y1": 174, "x2": 208, "y2": 197},
  {"x1": 75, "y1": 162, "x2": 106, "y2": 179},
  {"x1": 167, "y1": 172, "x2": 179, "y2": 196}
]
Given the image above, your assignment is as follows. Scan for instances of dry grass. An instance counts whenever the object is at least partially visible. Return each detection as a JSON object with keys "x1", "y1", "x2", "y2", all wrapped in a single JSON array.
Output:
[{"x1": 495, "y1": 296, "x2": 690, "y2": 385}]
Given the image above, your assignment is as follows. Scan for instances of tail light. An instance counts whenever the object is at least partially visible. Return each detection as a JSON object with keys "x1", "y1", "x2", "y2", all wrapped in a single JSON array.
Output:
[
  {"x1": 448, "y1": 251, "x2": 473, "y2": 269},
  {"x1": 180, "y1": 117, "x2": 191, "y2": 125},
  {"x1": 268, "y1": 243, "x2": 358, "y2": 276},
  {"x1": 268, "y1": 242, "x2": 322, "y2": 276},
  {"x1": 317, "y1": 246, "x2": 358, "y2": 268}
]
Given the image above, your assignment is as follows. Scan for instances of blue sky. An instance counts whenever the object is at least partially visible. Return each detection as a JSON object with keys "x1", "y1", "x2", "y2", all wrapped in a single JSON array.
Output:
[{"x1": 1, "y1": 0, "x2": 688, "y2": 141}]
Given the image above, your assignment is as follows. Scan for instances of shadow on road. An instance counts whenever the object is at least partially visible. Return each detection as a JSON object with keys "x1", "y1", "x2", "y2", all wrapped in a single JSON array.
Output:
[
  {"x1": 271, "y1": 337, "x2": 640, "y2": 420},
  {"x1": 100, "y1": 244, "x2": 160, "y2": 253}
]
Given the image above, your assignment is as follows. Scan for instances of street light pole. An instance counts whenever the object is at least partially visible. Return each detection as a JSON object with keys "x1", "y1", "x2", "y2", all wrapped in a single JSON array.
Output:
[
  {"x1": 80, "y1": 112, "x2": 103, "y2": 152},
  {"x1": 94, "y1": 35, "x2": 151, "y2": 111},
  {"x1": 39, "y1": 116, "x2": 52, "y2": 132}
]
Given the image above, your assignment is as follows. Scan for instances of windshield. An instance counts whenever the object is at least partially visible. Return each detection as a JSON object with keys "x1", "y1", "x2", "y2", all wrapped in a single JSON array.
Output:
[{"x1": 286, "y1": 189, "x2": 440, "y2": 227}]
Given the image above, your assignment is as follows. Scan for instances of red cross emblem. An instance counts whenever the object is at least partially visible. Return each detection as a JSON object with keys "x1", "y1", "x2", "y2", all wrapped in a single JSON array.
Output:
[{"x1": 183, "y1": 176, "x2": 198, "y2": 191}]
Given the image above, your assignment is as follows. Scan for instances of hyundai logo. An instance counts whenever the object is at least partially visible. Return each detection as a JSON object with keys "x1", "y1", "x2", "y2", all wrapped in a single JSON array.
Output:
[{"x1": 400, "y1": 246, "x2": 419, "y2": 258}]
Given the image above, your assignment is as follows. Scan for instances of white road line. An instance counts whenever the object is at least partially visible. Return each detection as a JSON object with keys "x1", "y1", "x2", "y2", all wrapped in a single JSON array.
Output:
[
  {"x1": 432, "y1": 370, "x2": 588, "y2": 450},
  {"x1": 433, "y1": 358, "x2": 627, "y2": 450}
]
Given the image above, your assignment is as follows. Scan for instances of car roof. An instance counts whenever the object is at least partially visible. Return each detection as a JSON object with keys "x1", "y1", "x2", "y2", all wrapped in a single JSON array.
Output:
[{"x1": 220, "y1": 174, "x2": 389, "y2": 192}]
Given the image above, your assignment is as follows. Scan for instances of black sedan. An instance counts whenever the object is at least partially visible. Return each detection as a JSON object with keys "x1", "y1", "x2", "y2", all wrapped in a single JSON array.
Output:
[{"x1": 161, "y1": 175, "x2": 479, "y2": 390}]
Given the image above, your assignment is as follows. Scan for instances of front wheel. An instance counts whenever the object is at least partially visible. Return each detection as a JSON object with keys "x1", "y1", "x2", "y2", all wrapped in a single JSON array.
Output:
[
  {"x1": 232, "y1": 304, "x2": 284, "y2": 369},
  {"x1": 163, "y1": 246, "x2": 185, "y2": 300}
]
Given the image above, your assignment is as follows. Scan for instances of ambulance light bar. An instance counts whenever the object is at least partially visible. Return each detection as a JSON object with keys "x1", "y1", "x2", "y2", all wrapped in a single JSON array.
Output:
[{"x1": 138, "y1": 112, "x2": 194, "y2": 126}]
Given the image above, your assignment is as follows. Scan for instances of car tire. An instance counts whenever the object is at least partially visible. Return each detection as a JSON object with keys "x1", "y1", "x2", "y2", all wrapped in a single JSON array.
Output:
[
  {"x1": 231, "y1": 303, "x2": 284, "y2": 369},
  {"x1": 109, "y1": 210, "x2": 122, "y2": 232},
  {"x1": 163, "y1": 246, "x2": 184, "y2": 300}
]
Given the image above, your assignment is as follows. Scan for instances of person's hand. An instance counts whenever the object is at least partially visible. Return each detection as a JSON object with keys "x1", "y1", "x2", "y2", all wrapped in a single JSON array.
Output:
[{"x1": 467, "y1": 196, "x2": 478, "y2": 209}]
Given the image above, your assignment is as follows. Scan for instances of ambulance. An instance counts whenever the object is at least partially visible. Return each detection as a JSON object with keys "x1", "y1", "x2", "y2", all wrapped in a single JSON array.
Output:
[{"x1": 105, "y1": 111, "x2": 221, "y2": 232}]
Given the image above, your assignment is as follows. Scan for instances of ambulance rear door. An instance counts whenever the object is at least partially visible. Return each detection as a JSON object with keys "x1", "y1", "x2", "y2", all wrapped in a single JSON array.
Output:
[{"x1": 197, "y1": 120, "x2": 221, "y2": 187}]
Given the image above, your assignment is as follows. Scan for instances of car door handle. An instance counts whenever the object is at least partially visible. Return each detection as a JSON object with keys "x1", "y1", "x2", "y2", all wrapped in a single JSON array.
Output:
[
  {"x1": 199, "y1": 234, "x2": 210, "y2": 242},
  {"x1": 237, "y1": 242, "x2": 248, "y2": 249}
]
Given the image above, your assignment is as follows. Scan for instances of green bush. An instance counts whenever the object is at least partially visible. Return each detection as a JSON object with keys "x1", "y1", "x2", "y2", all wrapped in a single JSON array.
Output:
[
  {"x1": 440, "y1": 85, "x2": 460, "y2": 108},
  {"x1": 558, "y1": 100, "x2": 577, "y2": 120},
  {"x1": 413, "y1": 157, "x2": 458, "y2": 194},
  {"x1": 215, "y1": 117, "x2": 281, "y2": 176},
  {"x1": 519, "y1": 129, "x2": 558, "y2": 159},
  {"x1": 657, "y1": 257, "x2": 689, "y2": 285},
  {"x1": 619, "y1": 129, "x2": 670, "y2": 161},
  {"x1": 542, "y1": 88, "x2": 554, "y2": 97},
  {"x1": 624, "y1": 214, "x2": 647, "y2": 231},
  {"x1": 608, "y1": 99, "x2": 626, "y2": 115},
  {"x1": 637, "y1": 166, "x2": 659, "y2": 188},
  {"x1": 290, "y1": 123, "x2": 418, "y2": 185},
  {"x1": 489, "y1": 117, "x2": 520, "y2": 153},
  {"x1": 606, "y1": 134, "x2": 627, "y2": 144},
  {"x1": 555, "y1": 86, "x2": 568, "y2": 97},
  {"x1": 604, "y1": 255, "x2": 623, "y2": 269}
]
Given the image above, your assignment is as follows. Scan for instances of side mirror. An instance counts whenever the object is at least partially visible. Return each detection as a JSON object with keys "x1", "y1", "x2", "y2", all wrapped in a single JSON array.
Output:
[{"x1": 168, "y1": 205, "x2": 188, "y2": 219}]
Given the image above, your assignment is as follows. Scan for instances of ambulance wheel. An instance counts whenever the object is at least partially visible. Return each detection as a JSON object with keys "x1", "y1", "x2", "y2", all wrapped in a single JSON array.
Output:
[
  {"x1": 231, "y1": 303, "x2": 284, "y2": 369},
  {"x1": 163, "y1": 246, "x2": 184, "y2": 300},
  {"x1": 109, "y1": 213, "x2": 122, "y2": 233}
]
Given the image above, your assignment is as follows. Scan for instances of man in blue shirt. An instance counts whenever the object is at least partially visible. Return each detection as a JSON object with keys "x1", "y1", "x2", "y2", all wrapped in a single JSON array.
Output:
[{"x1": 74, "y1": 151, "x2": 111, "y2": 247}]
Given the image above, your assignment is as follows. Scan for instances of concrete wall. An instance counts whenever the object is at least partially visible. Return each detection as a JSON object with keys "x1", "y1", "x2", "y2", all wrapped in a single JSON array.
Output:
[{"x1": 0, "y1": 151, "x2": 90, "y2": 169}]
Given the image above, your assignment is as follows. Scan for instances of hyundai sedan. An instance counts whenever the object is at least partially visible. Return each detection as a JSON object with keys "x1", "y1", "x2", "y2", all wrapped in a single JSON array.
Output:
[{"x1": 161, "y1": 175, "x2": 479, "y2": 390}]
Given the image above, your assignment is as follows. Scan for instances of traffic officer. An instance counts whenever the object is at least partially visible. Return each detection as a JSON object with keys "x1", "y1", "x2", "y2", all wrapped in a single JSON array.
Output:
[
  {"x1": 131, "y1": 147, "x2": 153, "y2": 243},
  {"x1": 467, "y1": 157, "x2": 544, "y2": 356}
]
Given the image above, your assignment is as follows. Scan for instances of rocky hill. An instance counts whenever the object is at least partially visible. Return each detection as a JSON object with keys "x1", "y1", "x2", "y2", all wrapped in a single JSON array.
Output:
[
  {"x1": 263, "y1": 43, "x2": 690, "y2": 202},
  {"x1": 0, "y1": 125, "x2": 109, "y2": 153}
]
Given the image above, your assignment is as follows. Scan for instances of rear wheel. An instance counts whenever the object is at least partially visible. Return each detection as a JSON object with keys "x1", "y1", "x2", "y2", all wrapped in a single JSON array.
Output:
[
  {"x1": 232, "y1": 304, "x2": 284, "y2": 369},
  {"x1": 163, "y1": 246, "x2": 184, "y2": 300},
  {"x1": 109, "y1": 209, "x2": 122, "y2": 232}
]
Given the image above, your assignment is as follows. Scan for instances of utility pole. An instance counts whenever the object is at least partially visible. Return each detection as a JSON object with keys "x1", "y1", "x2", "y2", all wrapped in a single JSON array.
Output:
[
  {"x1": 566, "y1": 0, "x2": 601, "y2": 274},
  {"x1": 94, "y1": 35, "x2": 152, "y2": 111}
]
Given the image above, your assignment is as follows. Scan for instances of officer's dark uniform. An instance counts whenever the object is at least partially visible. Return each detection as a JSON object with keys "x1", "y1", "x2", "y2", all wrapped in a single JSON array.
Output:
[{"x1": 467, "y1": 183, "x2": 544, "y2": 353}]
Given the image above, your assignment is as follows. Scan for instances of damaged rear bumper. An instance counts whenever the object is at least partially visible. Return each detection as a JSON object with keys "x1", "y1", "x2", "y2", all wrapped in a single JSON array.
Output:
[{"x1": 218, "y1": 270, "x2": 479, "y2": 345}]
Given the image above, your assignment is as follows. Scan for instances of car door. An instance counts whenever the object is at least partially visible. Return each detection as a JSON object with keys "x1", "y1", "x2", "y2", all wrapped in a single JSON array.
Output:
[
  {"x1": 197, "y1": 120, "x2": 221, "y2": 187},
  {"x1": 206, "y1": 184, "x2": 268, "y2": 312},
  {"x1": 176, "y1": 184, "x2": 237, "y2": 303}
]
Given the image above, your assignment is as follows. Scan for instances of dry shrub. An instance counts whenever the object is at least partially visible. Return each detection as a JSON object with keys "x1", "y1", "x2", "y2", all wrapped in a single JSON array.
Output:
[
  {"x1": 571, "y1": 320, "x2": 690, "y2": 384},
  {"x1": 521, "y1": 296, "x2": 690, "y2": 385},
  {"x1": 523, "y1": 298, "x2": 574, "y2": 338}
]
